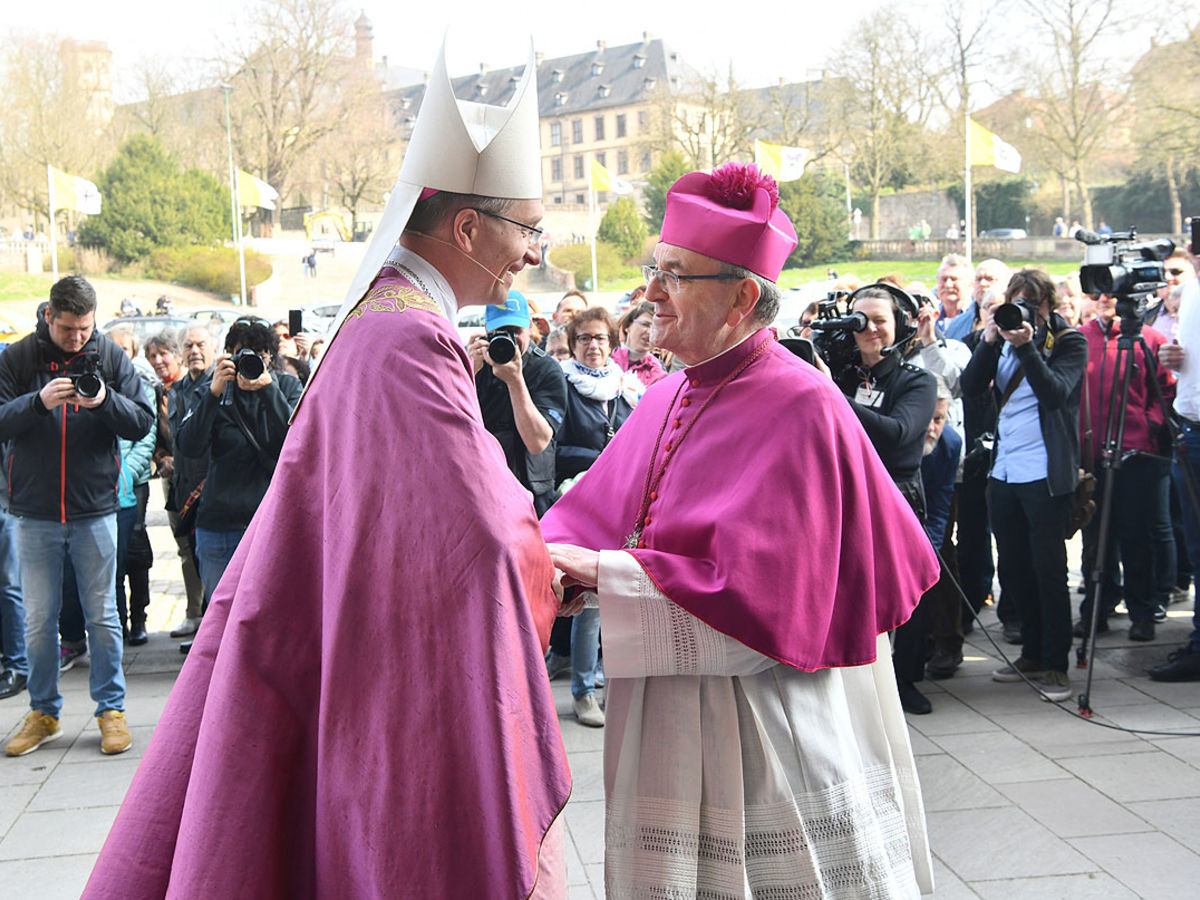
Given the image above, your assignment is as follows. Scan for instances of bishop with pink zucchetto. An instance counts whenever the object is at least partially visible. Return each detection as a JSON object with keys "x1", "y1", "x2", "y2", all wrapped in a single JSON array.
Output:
[{"x1": 542, "y1": 162, "x2": 939, "y2": 897}]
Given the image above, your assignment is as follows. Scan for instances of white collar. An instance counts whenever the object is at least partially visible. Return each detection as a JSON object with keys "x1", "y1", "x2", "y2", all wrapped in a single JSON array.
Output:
[
  {"x1": 383, "y1": 245, "x2": 458, "y2": 322},
  {"x1": 686, "y1": 329, "x2": 759, "y2": 368}
]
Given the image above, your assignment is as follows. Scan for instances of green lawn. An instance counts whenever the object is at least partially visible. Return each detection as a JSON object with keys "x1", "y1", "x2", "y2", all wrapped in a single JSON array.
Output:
[
  {"x1": 0, "y1": 273, "x2": 55, "y2": 306},
  {"x1": 777, "y1": 259, "x2": 1081, "y2": 289}
]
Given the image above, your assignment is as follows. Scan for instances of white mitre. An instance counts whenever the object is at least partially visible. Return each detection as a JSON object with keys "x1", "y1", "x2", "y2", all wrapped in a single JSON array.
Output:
[{"x1": 335, "y1": 37, "x2": 540, "y2": 334}]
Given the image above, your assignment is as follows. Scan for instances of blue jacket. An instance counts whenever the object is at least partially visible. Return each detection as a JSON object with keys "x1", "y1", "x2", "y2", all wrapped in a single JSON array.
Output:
[{"x1": 117, "y1": 377, "x2": 157, "y2": 509}]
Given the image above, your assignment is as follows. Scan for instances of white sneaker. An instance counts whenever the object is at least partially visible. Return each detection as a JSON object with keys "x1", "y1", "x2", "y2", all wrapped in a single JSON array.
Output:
[
  {"x1": 573, "y1": 694, "x2": 605, "y2": 727},
  {"x1": 169, "y1": 617, "x2": 201, "y2": 638}
]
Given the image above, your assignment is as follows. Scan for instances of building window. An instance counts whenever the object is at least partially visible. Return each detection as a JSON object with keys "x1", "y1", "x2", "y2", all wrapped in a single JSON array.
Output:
[
  {"x1": 549, "y1": 122, "x2": 562, "y2": 147},
  {"x1": 591, "y1": 62, "x2": 604, "y2": 77},
  {"x1": 576, "y1": 193, "x2": 586, "y2": 204},
  {"x1": 574, "y1": 156, "x2": 584, "y2": 179},
  {"x1": 552, "y1": 69, "x2": 564, "y2": 83},
  {"x1": 640, "y1": 151, "x2": 652, "y2": 172},
  {"x1": 597, "y1": 84, "x2": 610, "y2": 98},
  {"x1": 553, "y1": 196, "x2": 563, "y2": 204},
  {"x1": 594, "y1": 116, "x2": 605, "y2": 141},
  {"x1": 638, "y1": 110, "x2": 650, "y2": 133},
  {"x1": 596, "y1": 151, "x2": 607, "y2": 168},
  {"x1": 551, "y1": 157, "x2": 563, "y2": 182},
  {"x1": 572, "y1": 119, "x2": 583, "y2": 144},
  {"x1": 616, "y1": 114, "x2": 627, "y2": 138},
  {"x1": 618, "y1": 150, "x2": 629, "y2": 175},
  {"x1": 633, "y1": 54, "x2": 646, "y2": 69},
  {"x1": 554, "y1": 92, "x2": 567, "y2": 107}
]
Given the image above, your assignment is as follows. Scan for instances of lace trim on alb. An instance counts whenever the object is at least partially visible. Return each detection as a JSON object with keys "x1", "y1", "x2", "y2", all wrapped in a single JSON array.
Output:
[
  {"x1": 605, "y1": 765, "x2": 919, "y2": 899},
  {"x1": 636, "y1": 564, "x2": 726, "y2": 676}
]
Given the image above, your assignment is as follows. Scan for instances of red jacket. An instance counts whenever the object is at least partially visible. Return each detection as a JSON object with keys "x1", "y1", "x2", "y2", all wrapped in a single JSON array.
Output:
[{"x1": 1079, "y1": 318, "x2": 1175, "y2": 460}]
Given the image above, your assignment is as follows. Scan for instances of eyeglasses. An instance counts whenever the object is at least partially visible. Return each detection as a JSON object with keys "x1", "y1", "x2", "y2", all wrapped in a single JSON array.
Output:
[
  {"x1": 471, "y1": 208, "x2": 544, "y2": 245},
  {"x1": 642, "y1": 265, "x2": 743, "y2": 294},
  {"x1": 575, "y1": 333, "x2": 610, "y2": 345}
]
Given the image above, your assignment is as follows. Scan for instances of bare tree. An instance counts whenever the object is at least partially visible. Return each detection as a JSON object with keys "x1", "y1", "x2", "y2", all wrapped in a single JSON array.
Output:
[
  {"x1": 219, "y1": 0, "x2": 355, "y2": 218},
  {"x1": 317, "y1": 67, "x2": 398, "y2": 230},
  {"x1": 664, "y1": 66, "x2": 762, "y2": 169},
  {"x1": 1130, "y1": 21, "x2": 1200, "y2": 233},
  {"x1": 0, "y1": 33, "x2": 114, "y2": 227},
  {"x1": 832, "y1": 5, "x2": 940, "y2": 238},
  {"x1": 1018, "y1": 0, "x2": 1128, "y2": 227}
]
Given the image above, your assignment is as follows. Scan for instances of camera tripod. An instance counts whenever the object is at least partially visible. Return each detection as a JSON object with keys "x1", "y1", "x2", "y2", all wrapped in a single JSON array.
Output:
[{"x1": 1075, "y1": 307, "x2": 1200, "y2": 716}]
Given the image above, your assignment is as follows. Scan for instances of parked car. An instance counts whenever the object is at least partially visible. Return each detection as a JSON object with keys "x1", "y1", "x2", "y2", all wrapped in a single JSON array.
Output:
[
  {"x1": 0, "y1": 310, "x2": 33, "y2": 346},
  {"x1": 772, "y1": 281, "x2": 836, "y2": 337},
  {"x1": 456, "y1": 305, "x2": 488, "y2": 344},
  {"x1": 101, "y1": 315, "x2": 191, "y2": 346},
  {"x1": 980, "y1": 228, "x2": 1028, "y2": 240}
]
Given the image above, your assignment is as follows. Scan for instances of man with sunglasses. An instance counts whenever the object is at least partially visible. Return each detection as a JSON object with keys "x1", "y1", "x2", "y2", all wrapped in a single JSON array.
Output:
[{"x1": 543, "y1": 162, "x2": 937, "y2": 898}]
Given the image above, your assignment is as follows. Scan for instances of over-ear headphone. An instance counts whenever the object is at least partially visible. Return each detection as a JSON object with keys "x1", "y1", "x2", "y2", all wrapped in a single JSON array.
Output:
[{"x1": 845, "y1": 282, "x2": 920, "y2": 349}]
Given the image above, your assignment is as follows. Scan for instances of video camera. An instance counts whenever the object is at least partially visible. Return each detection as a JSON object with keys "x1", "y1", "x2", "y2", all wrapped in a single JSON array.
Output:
[
  {"x1": 486, "y1": 330, "x2": 518, "y2": 365},
  {"x1": 1077, "y1": 227, "x2": 1174, "y2": 333},
  {"x1": 805, "y1": 292, "x2": 863, "y2": 376}
]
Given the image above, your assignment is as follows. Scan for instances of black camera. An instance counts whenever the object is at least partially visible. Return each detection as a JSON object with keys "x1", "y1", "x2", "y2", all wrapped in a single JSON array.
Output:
[
  {"x1": 486, "y1": 330, "x2": 518, "y2": 365},
  {"x1": 65, "y1": 354, "x2": 104, "y2": 399},
  {"x1": 807, "y1": 293, "x2": 862, "y2": 377},
  {"x1": 993, "y1": 299, "x2": 1036, "y2": 332},
  {"x1": 234, "y1": 348, "x2": 266, "y2": 380},
  {"x1": 1078, "y1": 228, "x2": 1172, "y2": 300}
]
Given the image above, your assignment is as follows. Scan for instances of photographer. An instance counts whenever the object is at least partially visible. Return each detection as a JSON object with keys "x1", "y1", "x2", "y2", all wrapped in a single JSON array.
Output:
[
  {"x1": 175, "y1": 320, "x2": 301, "y2": 612},
  {"x1": 1075, "y1": 292, "x2": 1175, "y2": 642},
  {"x1": 961, "y1": 268, "x2": 1087, "y2": 702},
  {"x1": 0, "y1": 276, "x2": 154, "y2": 757},
  {"x1": 468, "y1": 291, "x2": 566, "y2": 517},
  {"x1": 817, "y1": 284, "x2": 937, "y2": 713}
]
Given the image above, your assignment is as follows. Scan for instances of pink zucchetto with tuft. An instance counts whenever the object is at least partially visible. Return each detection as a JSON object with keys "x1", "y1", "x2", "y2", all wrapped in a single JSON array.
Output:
[{"x1": 659, "y1": 162, "x2": 799, "y2": 282}]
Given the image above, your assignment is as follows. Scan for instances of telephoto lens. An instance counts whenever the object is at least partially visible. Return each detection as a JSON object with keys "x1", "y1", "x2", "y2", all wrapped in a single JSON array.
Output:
[
  {"x1": 234, "y1": 348, "x2": 266, "y2": 380},
  {"x1": 487, "y1": 331, "x2": 517, "y2": 365},
  {"x1": 72, "y1": 372, "x2": 103, "y2": 399},
  {"x1": 993, "y1": 302, "x2": 1032, "y2": 332}
]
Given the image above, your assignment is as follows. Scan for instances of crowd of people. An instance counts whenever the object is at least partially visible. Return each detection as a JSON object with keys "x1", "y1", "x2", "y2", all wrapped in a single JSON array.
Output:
[
  {"x1": 0, "y1": 293, "x2": 305, "y2": 754},
  {"x1": 0, "y1": 36, "x2": 1194, "y2": 893}
]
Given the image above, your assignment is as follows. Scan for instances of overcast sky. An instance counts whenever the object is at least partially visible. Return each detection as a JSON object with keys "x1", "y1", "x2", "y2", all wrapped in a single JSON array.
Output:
[{"x1": 7, "y1": 0, "x2": 890, "y2": 95}]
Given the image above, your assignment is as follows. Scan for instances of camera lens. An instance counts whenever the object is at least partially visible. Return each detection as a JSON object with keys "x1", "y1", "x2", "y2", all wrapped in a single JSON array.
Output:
[
  {"x1": 993, "y1": 303, "x2": 1027, "y2": 332},
  {"x1": 235, "y1": 349, "x2": 265, "y2": 380},
  {"x1": 73, "y1": 373, "x2": 102, "y2": 399},
  {"x1": 487, "y1": 331, "x2": 517, "y2": 365}
]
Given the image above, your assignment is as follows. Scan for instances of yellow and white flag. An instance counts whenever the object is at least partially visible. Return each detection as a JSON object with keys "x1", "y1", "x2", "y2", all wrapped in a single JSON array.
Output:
[
  {"x1": 968, "y1": 118, "x2": 1021, "y2": 174},
  {"x1": 236, "y1": 169, "x2": 280, "y2": 210},
  {"x1": 589, "y1": 157, "x2": 633, "y2": 194},
  {"x1": 48, "y1": 165, "x2": 101, "y2": 215},
  {"x1": 754, "y1": 140, "x2": 811, "y2": 182}
]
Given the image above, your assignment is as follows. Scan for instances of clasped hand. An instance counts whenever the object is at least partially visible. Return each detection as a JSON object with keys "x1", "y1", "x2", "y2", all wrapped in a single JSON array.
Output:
[{"x1": 549, "y1": 543, "x2": 600, "y2": 616}]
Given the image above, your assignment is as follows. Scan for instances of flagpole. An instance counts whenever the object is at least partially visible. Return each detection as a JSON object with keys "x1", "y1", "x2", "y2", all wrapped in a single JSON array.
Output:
[
  {"x1": 964, "y1": 110, "x2": 973, "y2": 266},
  {"x1": 46, "y1": 164, "x2": 59, "y2": 279},
  {"x1": 234, "y1": 176, "x2": 248, "y2": 306},
  {"x1": 844, "y1": 161, "x2": 853, "y2": 242},
  {"x1": 587, "y1": 152, "x2": 599, "y2": 295},
  {"x1": 221, "y1": 84, "x2": 247, "y2": 305}
]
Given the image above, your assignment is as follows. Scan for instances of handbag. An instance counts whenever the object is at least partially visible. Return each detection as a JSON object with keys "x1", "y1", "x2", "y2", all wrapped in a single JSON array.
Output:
[
  {"x1": 172, "y1": 479, "x2": 204, "y2": 538},
  {"x1": 1066, "y1": 364, "x2": 1096, "y2": 539}
]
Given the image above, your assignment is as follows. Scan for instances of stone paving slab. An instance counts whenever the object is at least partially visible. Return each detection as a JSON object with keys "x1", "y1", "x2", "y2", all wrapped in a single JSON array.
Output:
[{"x1": 1, "y1": 495, "x2": 1199, "y2": 897}]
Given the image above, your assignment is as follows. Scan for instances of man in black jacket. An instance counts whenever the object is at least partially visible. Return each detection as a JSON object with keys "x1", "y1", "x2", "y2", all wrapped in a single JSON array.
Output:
[
  {"x1": 962, "y1": 268, "x2": 1087, "y2": 703},
  {"x1": 0, "y1": 277, "x2": 155, "y2": 757},
  {"x1": 163, "y1": 324, "x2": 215, "y2": 639},
  {"x1": 175, "y1": 320, "x2": 301, "y2": 621}
]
